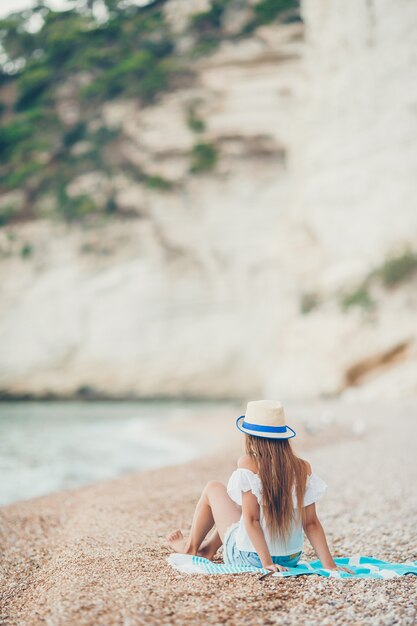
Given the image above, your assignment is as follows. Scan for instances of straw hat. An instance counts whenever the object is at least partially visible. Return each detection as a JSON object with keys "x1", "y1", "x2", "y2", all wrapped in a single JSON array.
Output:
[{"x1": 236, "y1": 400, "x2": 296, "y2": 439}]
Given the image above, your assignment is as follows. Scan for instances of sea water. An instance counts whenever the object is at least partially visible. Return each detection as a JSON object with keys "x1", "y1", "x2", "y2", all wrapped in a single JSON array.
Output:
[{"x1": 0, "y1": 400, "x2": 231, "y2": 506}]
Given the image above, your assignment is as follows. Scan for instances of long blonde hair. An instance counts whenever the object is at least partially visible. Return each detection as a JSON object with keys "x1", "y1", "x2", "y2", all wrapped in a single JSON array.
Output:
[{"x1": 245, "y1": 434, "x2": 308, "y2": 540}]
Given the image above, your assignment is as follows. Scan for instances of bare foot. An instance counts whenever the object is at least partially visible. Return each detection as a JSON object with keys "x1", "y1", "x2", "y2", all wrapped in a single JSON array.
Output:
[
  {"x1": 166, "y1": 529, "x2": 188, "y2": 554},
  {"x1": 166, "y1": 529, "x2": 215, "y2": 557}
]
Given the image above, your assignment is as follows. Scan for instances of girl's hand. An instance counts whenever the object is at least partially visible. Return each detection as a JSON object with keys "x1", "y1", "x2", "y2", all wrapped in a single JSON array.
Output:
[
  {"x1": 328, "y1": 565, "x2": 355, "y2": 575},
  {"x1": 264, "y1": 563, "x2": 289, "y2": 573},
  {"x1": 258, "y1": 563, "x2": 290, "y2": 580}
]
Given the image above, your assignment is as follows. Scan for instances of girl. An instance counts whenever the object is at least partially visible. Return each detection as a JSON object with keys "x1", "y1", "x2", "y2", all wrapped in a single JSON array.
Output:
[{"x1": 167, "y1": 400, "x2": 353, "y2": 574}]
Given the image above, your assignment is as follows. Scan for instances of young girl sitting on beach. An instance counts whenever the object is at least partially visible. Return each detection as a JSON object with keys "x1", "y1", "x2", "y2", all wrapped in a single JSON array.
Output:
[{"x1": 167, "y1": 400, "x2": 353, "y2": 574}]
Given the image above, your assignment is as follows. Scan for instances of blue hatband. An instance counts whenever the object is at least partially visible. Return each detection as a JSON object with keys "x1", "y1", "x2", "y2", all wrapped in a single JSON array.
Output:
[{"x1": 241, "y1": 420, "x2": 287, "y2": 433}]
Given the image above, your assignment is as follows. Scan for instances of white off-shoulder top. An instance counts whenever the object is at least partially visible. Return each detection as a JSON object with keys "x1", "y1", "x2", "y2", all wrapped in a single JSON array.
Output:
[{"x1": 227, "y1": 468, "x2": 327, "y2": 556}]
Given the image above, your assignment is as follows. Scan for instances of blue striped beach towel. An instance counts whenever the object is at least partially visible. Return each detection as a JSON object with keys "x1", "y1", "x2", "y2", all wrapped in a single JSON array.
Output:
[{"x1": 168, "y1": 554, "x2": 417, "y2": 579}]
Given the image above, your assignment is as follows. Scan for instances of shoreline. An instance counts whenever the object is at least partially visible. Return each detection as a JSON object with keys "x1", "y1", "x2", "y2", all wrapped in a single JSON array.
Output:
[
  {"x1": 0, "y1": 393, "x2": 243, "y2": 403},
  {"x1": 0, "y1": 400, "x2": 239, "y2": 507},
  {"x1": 1, "y1": 400, "x2": 416, "y2": 626},
  {"x1": 0, "y1": 398, "x2": 359, "y2": 509}
]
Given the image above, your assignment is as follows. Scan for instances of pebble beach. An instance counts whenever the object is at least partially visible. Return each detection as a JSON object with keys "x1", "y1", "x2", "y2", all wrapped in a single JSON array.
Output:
[{"x1": 0, "y1": 401, "x2": 416, "y2": 626}]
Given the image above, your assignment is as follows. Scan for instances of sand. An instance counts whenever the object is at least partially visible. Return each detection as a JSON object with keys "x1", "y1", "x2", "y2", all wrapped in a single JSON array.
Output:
[{"x1": 0, "y1": 400, "x2": 416, "y2": 626}]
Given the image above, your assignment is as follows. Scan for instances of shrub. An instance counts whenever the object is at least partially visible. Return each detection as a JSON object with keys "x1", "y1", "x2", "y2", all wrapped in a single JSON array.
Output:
[
  {"x1": 15, "y1": 65, "x2": 52, "y2": 111},
  {"x1": 189, "y1": 2, "x2": 226, "y2": 33},
  {"x1": 300, "y1": 292, "x2": 320, "y2": 315},
  {"x1": 82, "y1": 51, "x2": 173, "y2": 103},
  {"x1": 93, "y1": 125, "x2": 119, "y2": 145},
  {"x1": 378, "y1": 250, "x2": 417, "y2": 287},
  {"x1": 115, "y1": 50, "x2": 155, "y2": 76},
  {"x1": 41, "y1": 9, "x2": 93, "y2": 67},
  {"x1": 341, "y1": 285, "x2": 374, "y2": 311},
  {"x1": 135, "y1": 64, "x2": 169, "y2": 103},
  {"x1": 189, "y1": 142, "x2": 218, "y2": 173},
  {"x1": 105, "y1": 197, "x2": 118, "y2": 214},
  {"x1": 338, "y1": 249, "x2": 417, "y2": 312},
  {"x1": 143, "y1": 37, "x2": 174, "y2": 60},
  {"x1": 253, "y1": 0, "x2": 300, "y2": 25},
  {"x1": 243, "y1": 0, "x2": 301, "y2": 33},
  {"x1": 0, "y1": 118, "x2": 35, "y2": 159},
  {"x1": 58, "y1": 188, "x2": 96, "y2": 221},
  {"x1": 0, "y1": 204, "x2": 15, "y2": 226},
  {"x1": 189, "y1": 38, "x2": 221, "y2": 58},
  {"x1": 65, "y1": 46, "x2": 115, "y2": 73},
  {"x1": 63, "y1": 122, "x2": 87, "y2": 148},
  {"x1": 2, "y1": 163, "x2": 43, "y2": 189},
  {"x1": 145, "y1": 175, "x2": 173, "y2": 191},
  {"x1": 188, "y1": 1, "x2": 229, "y2": 58},
  {"x1": 186, "y1": 100, "x2": 206, "y2": 133},
  {"x1": 20, "y1": 242, "x2": 32, "y2": 258}
]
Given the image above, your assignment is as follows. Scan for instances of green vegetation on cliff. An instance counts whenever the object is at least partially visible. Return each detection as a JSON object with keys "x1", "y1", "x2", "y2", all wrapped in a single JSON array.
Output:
[
  {"x1": 0, "y1": 0, "x2": 181, "y2": 223},
  {"x1": 339, "y1": 250, "x2": 417, "y2": 312},
  {"x1": 0, "y1": 0, "x2": 300, "y2": 224}
]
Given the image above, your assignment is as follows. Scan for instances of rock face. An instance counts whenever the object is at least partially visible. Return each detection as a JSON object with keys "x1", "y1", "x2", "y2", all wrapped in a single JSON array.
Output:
[{"x1": 0, "y1": 0, "x2": 416, "y2": 400}]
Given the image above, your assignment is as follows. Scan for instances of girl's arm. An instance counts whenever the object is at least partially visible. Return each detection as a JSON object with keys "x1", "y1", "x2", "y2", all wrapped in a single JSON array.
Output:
[
  {"x1": 241, "y1": 491, "x2": 287, "y2": 572},
  {"x1": 303, "y1": 503, "x2": 353, "y2": 573}
]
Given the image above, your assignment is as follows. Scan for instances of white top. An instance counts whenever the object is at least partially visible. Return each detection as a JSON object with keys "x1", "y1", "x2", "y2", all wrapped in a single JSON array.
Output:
[{"x1": 227, "y1": 468, "x2": 327, "y2": 556}]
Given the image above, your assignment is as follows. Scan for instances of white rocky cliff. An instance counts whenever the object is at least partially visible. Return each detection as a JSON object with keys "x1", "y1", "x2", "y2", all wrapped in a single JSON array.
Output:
[{"x1": 0, "y1": 0, "x2": 416, "y2": 400}]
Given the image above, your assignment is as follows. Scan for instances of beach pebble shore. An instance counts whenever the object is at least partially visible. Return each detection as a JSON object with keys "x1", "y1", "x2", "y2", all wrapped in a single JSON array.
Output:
[{"x1": 0, "y1": 401, "x2": 416, "y2": 625}]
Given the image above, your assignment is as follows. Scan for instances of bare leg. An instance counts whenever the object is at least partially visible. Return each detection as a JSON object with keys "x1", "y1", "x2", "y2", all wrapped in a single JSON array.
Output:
[
  {"x1": 198, "y1": 529, "x2": 222, "y2": 560},
  {"x1": 167, "y1": 481, "x2": 241, "y2": 556},
  {"x1": 167, "y1": 483, "x2": 216, "y2": 554}
]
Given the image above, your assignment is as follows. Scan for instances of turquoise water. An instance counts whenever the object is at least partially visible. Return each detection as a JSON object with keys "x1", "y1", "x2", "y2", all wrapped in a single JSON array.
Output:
[{"x1": 0, "y1": 401, "x2": 228, "y2": 506}]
